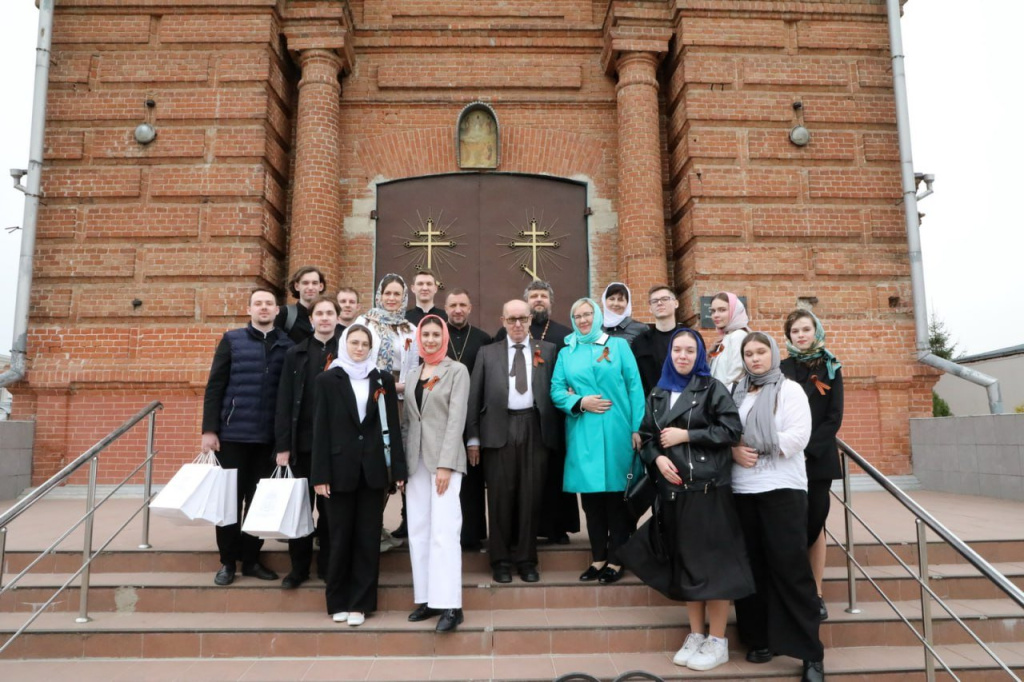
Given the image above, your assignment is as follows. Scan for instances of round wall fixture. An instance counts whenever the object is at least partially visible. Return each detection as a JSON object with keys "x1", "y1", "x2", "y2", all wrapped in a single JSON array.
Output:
[
  {"x1": 134, "y1": 123, "x2": 157, "y2": 145},
  {"x1": 789, "y1": 125, "x2": 810, "y2": 147}
]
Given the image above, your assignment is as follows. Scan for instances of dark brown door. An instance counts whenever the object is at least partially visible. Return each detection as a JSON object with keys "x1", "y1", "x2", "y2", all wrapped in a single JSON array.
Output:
[{"x1": 375, "y1": 174, "x2": 588, "y2": 332}]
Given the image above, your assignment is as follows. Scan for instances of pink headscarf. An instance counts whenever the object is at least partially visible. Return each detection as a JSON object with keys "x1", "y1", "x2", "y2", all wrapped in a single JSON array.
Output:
[
  {"x1": 717, "y1": 292, "x2": 750, "y2": 337},
  {"x1": 416, "y1": 315, "x2": 450, "y2": 366}
]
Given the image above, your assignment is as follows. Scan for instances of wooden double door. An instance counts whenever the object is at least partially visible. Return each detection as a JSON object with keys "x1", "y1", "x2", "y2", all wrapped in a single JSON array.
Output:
[{"x1": 375, "y1": 174, "x2": 589, "y2": 331}]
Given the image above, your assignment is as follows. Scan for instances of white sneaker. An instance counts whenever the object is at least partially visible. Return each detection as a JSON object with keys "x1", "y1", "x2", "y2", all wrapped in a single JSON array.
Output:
[
  {"x1": 687, "y1": 636, "x2": 729, "y2": 671},
  {"x1": 672, "y1": 632, "x2": 706, "y2": 666},
  {"x1": 331, "y1": 612, "x2": 349, "y2": 623},
  {"x1": 347, "y1": 612, "x2": 365, "y2": 626},
  {"x1": 380, "y1": 529, "x2": 403, "y2": 552}
]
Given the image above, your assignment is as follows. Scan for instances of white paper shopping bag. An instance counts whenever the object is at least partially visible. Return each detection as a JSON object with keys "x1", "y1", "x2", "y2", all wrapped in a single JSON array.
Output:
[
  {"x1": 150, "y1": 452, "x2": 228, "y2": 526},
  {"x1": 241, "y1": 466, "x2": 313, "y2": 539}
]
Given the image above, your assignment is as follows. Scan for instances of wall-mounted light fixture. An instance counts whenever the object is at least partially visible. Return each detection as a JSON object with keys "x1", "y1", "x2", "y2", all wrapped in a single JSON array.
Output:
[
  {"x1": 788, "y1": 101, "x2": 810, "y2": 147},
  {"x1": 134, "y1": 98, "x2": 158, "y2": 145}
]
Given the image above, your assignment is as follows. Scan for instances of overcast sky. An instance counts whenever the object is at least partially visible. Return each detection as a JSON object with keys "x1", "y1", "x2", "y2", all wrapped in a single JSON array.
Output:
[{"x1": 0, "y1": 1, "x2": 1021, "y2": 360}]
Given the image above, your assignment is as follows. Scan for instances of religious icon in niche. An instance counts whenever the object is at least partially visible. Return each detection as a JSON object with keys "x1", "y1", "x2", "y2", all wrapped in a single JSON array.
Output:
[{"x1": 457, "y1": 103, "x2": 499, "y2": 170}]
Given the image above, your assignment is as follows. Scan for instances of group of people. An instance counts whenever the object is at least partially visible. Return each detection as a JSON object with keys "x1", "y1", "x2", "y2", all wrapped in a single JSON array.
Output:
[{"x1": 199, "y1": 268, "x2": 844, "y2": 682}]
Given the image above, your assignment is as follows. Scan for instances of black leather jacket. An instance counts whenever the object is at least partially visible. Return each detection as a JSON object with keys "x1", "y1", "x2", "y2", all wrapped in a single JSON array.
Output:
[{"x1": 639, "y1": 375, "x2": 742, "y2": 493}]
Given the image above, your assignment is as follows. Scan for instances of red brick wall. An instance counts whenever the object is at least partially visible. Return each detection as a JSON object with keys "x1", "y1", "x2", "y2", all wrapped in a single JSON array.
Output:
[{"x1": 13, "y1": 0, "x2": 932, "y2": 484}]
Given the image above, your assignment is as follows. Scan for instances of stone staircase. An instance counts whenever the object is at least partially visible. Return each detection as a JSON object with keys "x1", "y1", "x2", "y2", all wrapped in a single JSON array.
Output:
[{"x1": 1, "y1": 533, "x2": 1023, "y2": 680}]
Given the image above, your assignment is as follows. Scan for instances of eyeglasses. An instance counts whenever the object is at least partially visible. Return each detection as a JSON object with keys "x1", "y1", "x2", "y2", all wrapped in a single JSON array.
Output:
[
  {"x1": 572, "y1": 311, "x2": 594, "y2": 322},
  {"x1": 649, "y1": 296, "x2": 674, "y2": 305},
  {"x1": 503, "y1": 316, "x2": 531, "y2": 326}
]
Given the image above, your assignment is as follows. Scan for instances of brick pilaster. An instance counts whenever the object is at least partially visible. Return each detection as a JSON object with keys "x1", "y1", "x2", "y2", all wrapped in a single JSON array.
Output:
[
  {"x1": 614, "y1": 50, "x2": 668, "y2": 297},
  {"x1": 289, "y1": 48, "x2": 345, "y2": 283}
]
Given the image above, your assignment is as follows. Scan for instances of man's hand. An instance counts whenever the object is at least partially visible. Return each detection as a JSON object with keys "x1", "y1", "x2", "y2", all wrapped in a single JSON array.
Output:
[
  {"x1": 467, "y1": 445, "x2": 480, "y2": 466},
  {"x1": 201, "y1": 432, "x2": 220, "y2": 454}
]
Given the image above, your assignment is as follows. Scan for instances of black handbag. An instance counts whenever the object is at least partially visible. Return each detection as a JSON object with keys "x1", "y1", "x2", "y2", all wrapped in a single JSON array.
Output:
[{"x1": 623, "y1": 449, "x2": 657, "y2": 522}]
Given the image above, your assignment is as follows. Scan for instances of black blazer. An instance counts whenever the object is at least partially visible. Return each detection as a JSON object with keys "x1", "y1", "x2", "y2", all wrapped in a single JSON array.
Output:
[
  {"x1": 310, "y1": 368, "x2": 407, "y2": 492},
  {"x1": 780, "y1": 358, "x2": 844, "y2": 481},
  {"x1": 467, "y1": 338, "x2": 562, "y2": 451}
]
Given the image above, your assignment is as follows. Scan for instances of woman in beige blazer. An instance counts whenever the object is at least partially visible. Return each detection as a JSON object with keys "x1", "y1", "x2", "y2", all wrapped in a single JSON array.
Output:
[{"x1": 401, "y1": 315, "x2": 470, "y2": 633}]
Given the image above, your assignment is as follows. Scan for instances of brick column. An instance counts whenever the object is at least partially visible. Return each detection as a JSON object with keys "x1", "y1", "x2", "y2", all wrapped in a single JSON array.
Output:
[
  {"x1": 289, "y1": 48, "x2": 345, "y2": 282},
  {"x1": 615, "y1": 51, "x2": 667, "y2": 298}
]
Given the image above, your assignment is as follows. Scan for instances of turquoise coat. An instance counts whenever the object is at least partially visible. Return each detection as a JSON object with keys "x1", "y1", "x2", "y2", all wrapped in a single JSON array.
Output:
[{"x1": 551, "y1": 334, "x2": 646, "y2": 493}]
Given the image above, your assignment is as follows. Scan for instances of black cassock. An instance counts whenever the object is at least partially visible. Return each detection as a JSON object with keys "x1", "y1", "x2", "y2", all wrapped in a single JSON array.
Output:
[{"x1": 447, "y1": 322, "x2": 493, "y2": 547}]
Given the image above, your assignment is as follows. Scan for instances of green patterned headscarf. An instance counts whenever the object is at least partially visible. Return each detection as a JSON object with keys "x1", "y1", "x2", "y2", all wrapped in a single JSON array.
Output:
[{"x1": 785, "y1": 311, "x2": 842, "y2": 380}]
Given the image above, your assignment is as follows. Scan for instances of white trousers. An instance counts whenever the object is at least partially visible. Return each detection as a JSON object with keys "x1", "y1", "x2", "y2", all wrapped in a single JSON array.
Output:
[{"x1": 407, "y1": 456, "x2": 463, "y2": 609}]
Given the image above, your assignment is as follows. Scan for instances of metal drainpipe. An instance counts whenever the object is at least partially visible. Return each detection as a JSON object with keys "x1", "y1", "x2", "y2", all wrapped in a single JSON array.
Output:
[
  {"x1": 885, "y1": 0, "x2": 1003, "y2": 414},
  {"x1": 0, "y1": 1, "x2": 54, "y2": 388}
]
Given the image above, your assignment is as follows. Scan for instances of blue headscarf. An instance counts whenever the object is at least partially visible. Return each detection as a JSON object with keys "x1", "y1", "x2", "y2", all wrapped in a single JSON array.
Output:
[
  {"x1": 565, "y1": 297, "x2": 605, "y2": 349},
  {"x1": 656, "y1": 328, "x2": 711, "y2": 393}
]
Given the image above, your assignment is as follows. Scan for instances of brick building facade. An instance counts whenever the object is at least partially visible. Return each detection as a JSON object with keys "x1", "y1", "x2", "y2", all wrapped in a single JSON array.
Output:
[{"x1": 12, "y1": 0, "x2": 935, "y2": 484}]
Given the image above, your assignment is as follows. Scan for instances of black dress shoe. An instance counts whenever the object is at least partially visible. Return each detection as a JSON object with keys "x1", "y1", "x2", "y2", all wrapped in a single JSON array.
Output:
[
  {"x1": 435, "y1": 608, "x2": 464, "y2": 633},
  {"x1": 408, "y1": 603, "x2": 443, "y2": 622},
  {"x1": 746, "y1": 648, "x2": 774, "y2": 664},
  {"x1": 241, "y1": 562, "x2": 279, "y2": 581},
  {"x1": 391, "y1": 520, "x2": 408, "y2": 539},
  {"x1": 818, "y1": 595, "x2": 829, "y2": 621},
  {"x1": 214, "y1": 565, "x2": 236, "y2": 586},
  {"x1": 492, "y1": 564, "x2": 512, "y2": 584},
  {"x1": 579, "y1": 565, "x2": 603, "y2": 582},
  {"x1": 597, "y1": 565, "x2": 624, "y2": 584},
  {"x1": 801, "y1": 660, "x2": 825, "y2": 682},
  {"x1": 281, "y1": 573, "x2": 307, "y2": 589},
  {"x1": 518, "y1": 565, "x2": 540, "y2": 583}
]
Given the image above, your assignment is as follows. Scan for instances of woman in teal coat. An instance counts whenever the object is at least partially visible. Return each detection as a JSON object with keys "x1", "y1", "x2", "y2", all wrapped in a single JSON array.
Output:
[{"x1": 551, "y1": 297, "x2": 646, "y2": 584}]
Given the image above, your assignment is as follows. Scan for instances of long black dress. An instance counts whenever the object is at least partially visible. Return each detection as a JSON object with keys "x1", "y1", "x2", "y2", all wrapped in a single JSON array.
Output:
[{"x1": 621, "y1": 375, "x2": 755, "y2": 602}]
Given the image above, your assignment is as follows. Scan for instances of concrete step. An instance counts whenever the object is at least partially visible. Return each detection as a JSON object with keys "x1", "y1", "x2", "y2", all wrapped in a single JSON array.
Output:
[
  {"x1": 0, "y1": 646, "x2": 1021, "y2": 681},
  {"x1": 1, "y1": 599, "x2": 1022, "y2": 660},
  {"x1": 7, "y1": 537, "x2": 1024, "y2": 577},
  {"x1": 5, "y1": 562, "x2": 1022, "y2": 615}
]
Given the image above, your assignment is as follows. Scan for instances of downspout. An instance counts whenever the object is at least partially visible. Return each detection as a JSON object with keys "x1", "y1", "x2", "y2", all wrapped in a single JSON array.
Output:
[
  {"x1": 885, "y1": 0, "x2": 1003, "y2": 414},
  {"x1": 0, "y1": 1, "x2": 54, "y2": 388}
]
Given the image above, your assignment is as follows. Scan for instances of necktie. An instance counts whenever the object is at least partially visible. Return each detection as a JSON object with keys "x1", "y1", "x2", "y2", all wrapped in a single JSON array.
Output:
[{"x1": 512, "y1": 343, "x2": 527, "y2": 394}]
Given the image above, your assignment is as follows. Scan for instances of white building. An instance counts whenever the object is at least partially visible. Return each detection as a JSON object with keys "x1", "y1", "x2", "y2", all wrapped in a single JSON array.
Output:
[{"x1": 934, "y1": 344, "x2": 1024, "y2": 416}]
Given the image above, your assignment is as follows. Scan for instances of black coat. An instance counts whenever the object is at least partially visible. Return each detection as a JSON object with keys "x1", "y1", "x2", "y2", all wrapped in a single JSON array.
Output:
[
  {"x1": 631, "y1": 323, "x2": 686, "y2": 396},
  {"x1": 275, "y1": 334, "x2": 338, "y2": 458},
  {"x1": 781, "y1": 358, "x2": 844, "y2": 481},
  {"x1": 311, "y1": 368, "x2": 408, "y2": 492},
  {"x1": 639, "y1": 375, "x2": 742, "y2": 492}
]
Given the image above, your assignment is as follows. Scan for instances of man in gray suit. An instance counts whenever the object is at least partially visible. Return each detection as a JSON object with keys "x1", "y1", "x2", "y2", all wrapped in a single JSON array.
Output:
[{"x1": 467, "y1": 299, "x2": 561, "y2": 583}]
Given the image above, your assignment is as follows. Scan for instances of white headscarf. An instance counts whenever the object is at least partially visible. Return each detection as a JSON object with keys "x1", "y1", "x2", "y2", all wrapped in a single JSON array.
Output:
[
  {"x1": 329, "y1": 324, "x2": 381, "y2": 380},
  {"x1": 601, "y1": 282, "x2": 632, "y2": 329}
]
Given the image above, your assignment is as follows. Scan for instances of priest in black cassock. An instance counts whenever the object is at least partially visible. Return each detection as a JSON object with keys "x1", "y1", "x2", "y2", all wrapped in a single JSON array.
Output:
[
  {"x1": 445, "y1": 288, "x2": 493, "y2": 550},
  {"x1": 494, "y1": 280, "x2": 579, "y2": 544}
]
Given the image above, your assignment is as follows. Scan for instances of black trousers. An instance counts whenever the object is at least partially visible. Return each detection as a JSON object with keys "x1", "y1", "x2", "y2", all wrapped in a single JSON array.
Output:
[
  {"x1": 287, "y1": 450, "x2": 329, "y2": 579},
  {"x1": 323, "y1": 476, "x2": 386, "y2": 615},
  {"x1": 733, "y1": 488, "x2": 824, "y2": 662},
  {"x1": 461, "y1": 457, "x2": 487, "y2": 547},
  {"x1": 482, "y1": 410, "x2": 549, "y2": 568},
  {"x1": 538, "y1": 447, "x2": 581, "y2": 538},
  {"x1": 214, "y1": 441, "x2": 275, "y2": 567},
  {"x1": 580, "y1": 491, "x2": 633, "y2": 564}
]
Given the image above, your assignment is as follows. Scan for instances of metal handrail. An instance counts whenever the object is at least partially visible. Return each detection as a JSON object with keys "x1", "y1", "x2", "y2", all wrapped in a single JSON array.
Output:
[
  {"x1": 834, "y1": 437, "x2": 1024, "y2": 681},
  {"x1": 0, "y1": 400, "x2": 162, "y2": 653}
]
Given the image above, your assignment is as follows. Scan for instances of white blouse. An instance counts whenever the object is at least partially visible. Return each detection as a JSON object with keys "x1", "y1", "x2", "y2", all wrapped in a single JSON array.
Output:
[{"x1": 731, "y1": 379, "x2": 812, "y2": 495}]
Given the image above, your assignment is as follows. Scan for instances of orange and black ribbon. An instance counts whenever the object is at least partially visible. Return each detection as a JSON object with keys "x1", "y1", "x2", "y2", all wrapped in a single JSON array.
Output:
[
  {"x1": 404, "y1": 338, "x2": 412, "y2": 351},
  {"x1": 596, "y1": 347, "x2": 611, "y2": 363},
  {"x1": 374, "y1": 387, "x2": 386, "y2": 401},
  {"x1": 425, "y1": 375, "x2": 441, "y2": 391},
  {"x1": 533, "y1": 347, "x2": 544, "y2": 367},
  {"x1": 811, "y1": 375, "x2": 831, "y2": 396},
  {"x1": 323, "y1": 353, "x2": 334, "y2": 371}
]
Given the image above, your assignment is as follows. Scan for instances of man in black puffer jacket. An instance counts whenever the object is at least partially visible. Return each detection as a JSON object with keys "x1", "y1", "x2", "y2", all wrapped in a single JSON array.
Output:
[{"x1": 202, "y1": 287, "x2": 294, "y2": 586}]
